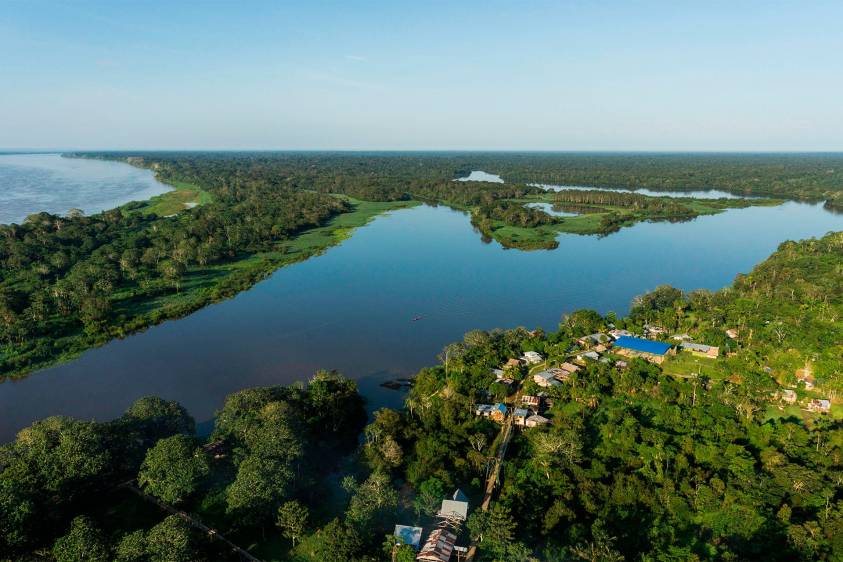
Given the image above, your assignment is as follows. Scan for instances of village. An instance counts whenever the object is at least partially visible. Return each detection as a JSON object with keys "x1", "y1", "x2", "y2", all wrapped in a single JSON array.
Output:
[{"x1": 389, "y1": 322, "x2": 834, "y2": 561}]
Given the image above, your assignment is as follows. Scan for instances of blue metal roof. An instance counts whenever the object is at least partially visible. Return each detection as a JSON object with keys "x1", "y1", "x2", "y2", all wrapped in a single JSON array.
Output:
[
  {"x1": 494, "y1": 403, "x2": 507, "y2": 414},
  {"x1": 614, "y1": 336, "x2": 672, "y2": 355}
]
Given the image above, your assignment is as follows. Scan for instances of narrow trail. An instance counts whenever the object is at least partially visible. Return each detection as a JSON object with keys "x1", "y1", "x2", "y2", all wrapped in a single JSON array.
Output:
[
  {"x1": 465, "y1": 375, "x2": 525, "y2": 560},
  {"x1": 120, "y1": 481, "x2": 264, "y2": 562}
]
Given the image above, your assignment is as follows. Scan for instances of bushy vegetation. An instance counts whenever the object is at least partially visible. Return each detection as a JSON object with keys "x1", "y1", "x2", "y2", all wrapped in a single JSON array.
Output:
[
  {"x1": 3, "y1": 231, "x2": 843, "y2": 560},
  {"x1": 1, "y1": 152, "x2": 810, "y2": 377},
  {"x1": 0, "y1": 371, "x2": 366, "y2": 561}
]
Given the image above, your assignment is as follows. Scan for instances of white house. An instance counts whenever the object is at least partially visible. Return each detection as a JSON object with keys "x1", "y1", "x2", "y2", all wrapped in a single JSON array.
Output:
[
  {"x1": 533, "y1": 370, "x2": 561, "y2": 388},
  {"x1": 521, "y1": 351, "x2": 544, "y2": 365},
  {"x1": 525, "y1": 414, "x2": 550, "y2": 427}
]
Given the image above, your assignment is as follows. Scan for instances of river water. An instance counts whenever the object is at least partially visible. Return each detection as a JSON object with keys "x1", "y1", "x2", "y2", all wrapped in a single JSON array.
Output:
[
  {"x1": 1, "y1": 167, "x2": 842, "y2": 440},
  {"x1": 0, "y1": 153, "x2": 170, "y2": 224}
]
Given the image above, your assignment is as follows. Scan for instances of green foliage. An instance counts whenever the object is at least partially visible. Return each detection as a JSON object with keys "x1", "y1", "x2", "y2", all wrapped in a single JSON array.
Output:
[
  {"x1": 52, "y1": 516, "x2": 110, "y2": 562},
  {"x1": 0, "y1": 372, "x2": 367, "y2": 559},
  {"x1": 308, "y1": 518, "x2": 363, "y2": 562},
  {"x1": 276, "y1": 499, "x2": 309, "y2": 546},
  {"x1": 114, "y1": 530, "x2": 147, "y2": 562},
  {"x1": 145, "y1": 515, "x2": 194, "y2": 562},
  {"x1": 344, "y1": 471, "x2": 399, "y2": 534},
  {"x1": 138, "y1": 435, "x2": 209, "y2": 504},
  {"x1": 123, "y1": 396, "x2": 196, "y2": 447},
  {"x1": 413, "y1": 476, "x2": 446, "y2": 517}
]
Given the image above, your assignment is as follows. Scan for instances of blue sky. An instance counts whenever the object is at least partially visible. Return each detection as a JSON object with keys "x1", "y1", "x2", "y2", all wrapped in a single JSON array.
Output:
[{"x1": 2, "y1": 0, "x2": 841, "y2": 150}]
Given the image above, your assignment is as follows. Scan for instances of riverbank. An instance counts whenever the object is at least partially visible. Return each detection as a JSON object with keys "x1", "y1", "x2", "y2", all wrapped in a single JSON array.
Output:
[
  {"x1": 476, "y1": 192, "x2": 783, "y2": 249},
  {"x1": 0, "y1": 197, "x2": 418, "y2": 379}
]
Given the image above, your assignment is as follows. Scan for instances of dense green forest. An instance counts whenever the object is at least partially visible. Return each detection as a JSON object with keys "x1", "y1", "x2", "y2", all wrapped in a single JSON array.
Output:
[
  {"x1": 1, "y1": 152, "x2": 786, "y2": 379},
  {"x1": 483, "y1": 152, "x2": 843, "y2": 208},
  {"x1": 3, "y1": 231, "x2": 841, "y2": 561}
]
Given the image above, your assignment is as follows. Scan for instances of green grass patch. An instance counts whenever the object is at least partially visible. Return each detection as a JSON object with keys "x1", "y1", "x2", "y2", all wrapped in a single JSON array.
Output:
[
  {"x1": 661, "y1": 351, "x2": 729, "y2": 381},
  {"x1": 123, "y1": 180, "x2": 213, "y2": 217}
]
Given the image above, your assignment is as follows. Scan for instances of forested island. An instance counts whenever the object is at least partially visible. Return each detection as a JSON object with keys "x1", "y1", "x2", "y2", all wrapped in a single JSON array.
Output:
[
  {"x1": 2, "y1": 230, "x2": 841, "y2": 561},
  {"x1": 0, "y1": 152, "x2": 814, "y2": 379}
]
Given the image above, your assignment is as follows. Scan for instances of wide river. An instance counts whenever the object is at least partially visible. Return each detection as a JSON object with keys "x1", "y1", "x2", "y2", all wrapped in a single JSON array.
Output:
[
  {"x1": 0, "y1": 153, "x2": 170, "y2": 224},
  {"x1": 1, "y1": 166, "x2": 842, "y2": 440}
]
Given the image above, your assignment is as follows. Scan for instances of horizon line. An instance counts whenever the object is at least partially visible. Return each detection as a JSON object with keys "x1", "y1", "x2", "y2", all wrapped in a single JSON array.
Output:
[{"x1": 3, "y1": 148, "x2": 843, "y2": 155}]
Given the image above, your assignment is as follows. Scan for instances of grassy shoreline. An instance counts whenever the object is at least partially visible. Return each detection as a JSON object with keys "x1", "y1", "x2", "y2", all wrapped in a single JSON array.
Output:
[
  {"x1": 480, "y1": 194, "x2": 783, "y2": 250},
  {"x1": 0, "y1": 198, "x2": 418, "y2": 379}
]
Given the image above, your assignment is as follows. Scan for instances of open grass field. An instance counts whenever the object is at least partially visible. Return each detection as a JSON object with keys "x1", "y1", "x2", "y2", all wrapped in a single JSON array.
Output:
[
  {"x1": 130, "y1": 180, "x2": 214, "y2": 216},
  {"x1": 661, "y1": 351, "x2": 729, "y2": 380}
]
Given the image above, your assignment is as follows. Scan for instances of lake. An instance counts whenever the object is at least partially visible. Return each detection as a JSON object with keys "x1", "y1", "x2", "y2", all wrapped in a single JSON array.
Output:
[
  {"x1": 0, "y1": 153, "x2": 170, "y2": 224},
  {"x1": 2, "y1": 191, "x2": 842, "y2": 440},
  {"x1": 457, "y1": 170, "x2": 753, "y2": 199}
]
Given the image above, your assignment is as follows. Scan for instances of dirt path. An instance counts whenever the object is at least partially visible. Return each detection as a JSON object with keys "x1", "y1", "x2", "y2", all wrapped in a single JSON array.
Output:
[{"x1": 120, "y1": 481, "x2": 264, "y2": 562}]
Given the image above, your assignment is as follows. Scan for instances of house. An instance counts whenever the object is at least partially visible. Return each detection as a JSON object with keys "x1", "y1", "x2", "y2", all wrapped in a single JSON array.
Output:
[
  {"x1": 577, "y1": 351, "x2": 600, "y2": 362},
  {"x1": 521, "y1": 395, "x2": 541, "y2": 409},
  {"x1": 609, "y1": 329, "x2": 633, "y2": 340},
  {"x1": 541, "y1": 367, "x2": 568, "y2": 383},
  {"x1": 807, "y1": 399, "x2": 831, "y2": 414},
  {"x1": 503, "y1": 358, "x2": 521, "y2": 370},
  {"x1": 726, "y1": 329, "x2": 739, "y2": 339},
  {"x1": 613, "y1": 336, "x2": 673, "y2": 364},
  {"x1": 796, "y1": 370, "x2": 816, "y2": 390},
  {"x1": 525, "y1": 414, "x2": 550, "y2": 427},
  {"x1": 490, "y1": 403, "x2": 507, "y2": 422},
  {"x1": 578, "y1": 333, "x2": 609, "y2": 347},
  {"x1": 438, "y1": 491, "x2": 469, "y2": 521},
  {"x1": 474, "y1": 404, "x2": 494, "y2": 417},
  {"x1": 451, "y1": 489, "x2": 469, "y2": 503},
  {"x1": 491, "y1": 368, "x2": 505, "y2": 379},
  {"x1": 495, "y1": 378, "x2": 515, "y2": 389},
  {"x1": 559, "y1": 362, "x2": 580, "y2": 374},
  {"x1": 533, "y1": 370, "x2": 562, "y2": 388},
  {"x1": 615, "y1": 360, "x2": 628, "y2": 369},
  {"x1": 521, "y1": 351, "x2": 544, "y2": 365},
  {"x1": 682, "y1": 342, "x2": 720, "y2": 359},
  {"x1": 513, "y1": 408, "x2": 530, "y2": 426},
  {"x1": 417, "y1": 528, "x2": 458, "y2": 562},
  {"x1": 781, "y1": 389, "x2": 797, "y2": 404},
  {"x1": 394, "y1": 525, "x2": 423, "y2": 551},
  {"x1": 644, "y1": 324, "x2": 666, "y2": 336},
  {"x1": 672, "y1": 333, "x2": 692, "y2": 342}
]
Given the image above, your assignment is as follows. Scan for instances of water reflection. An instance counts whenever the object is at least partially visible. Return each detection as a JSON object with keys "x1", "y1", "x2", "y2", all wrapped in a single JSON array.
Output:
[{"x1": 2, "y1": 201, "x2": 841, "y2": 441}]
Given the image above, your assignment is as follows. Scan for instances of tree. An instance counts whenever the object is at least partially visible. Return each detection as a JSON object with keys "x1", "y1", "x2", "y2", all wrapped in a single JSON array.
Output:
[
  {"x1": 226, "y1": 456, "x2": 294, "y2": 525},
  {"x1": 138, "y1": 435, "x2": 209, "y2": 504},
  {"x1": 307, "y1": 371, "x2": 367, "y2": 444},
  {"x1": 114, "y1": 530, "x2": 147, "y2": 562},
  {"x1": 310, "y1": 518, "x2": 362, "y2": 562},
  {"x1": 13, "y1": 416, "x2": 110, "y2": 498},
  {"x1": 0, "y1": 473, "x2": 35, "y2": 553},
  {"x1": 345, "y1": 472, "x2": 399, "y2": 532},
  {"x1": 146, "y1": 516, "x2": 193, "y2": 562},
  {"x1": 52, "y1": 516, "x2": 110, "y2": 562},
  {"x1": 413, "y1": 476, "x2": 446, "y2": 517},
  {"x1": 570, "y1": 526, "x2": 625, "y2": 562},
  {"x1": 158, "y1": 259, "x2": 186, "y2": 292},
  {"x1": 467, "y1": 504, "x2": 518, "y2": 559},
  {"x1": 123, "y1": 396, "x2": 195, "y2": 447},
  {"x1": 276, "y1": 500, "x2": 309, "y2": 546},
  {"x1": 242, "y1": 401, "x2": 303, "y2": 464},
  {"x1": 383, "y1": 534, "x2": 416, "y2": 562}
]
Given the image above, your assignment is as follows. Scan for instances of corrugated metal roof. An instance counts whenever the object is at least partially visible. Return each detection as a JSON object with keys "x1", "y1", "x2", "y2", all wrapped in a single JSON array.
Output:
[{"x1": 614, "y1": 336, "x2": 672, "y2": 355}]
